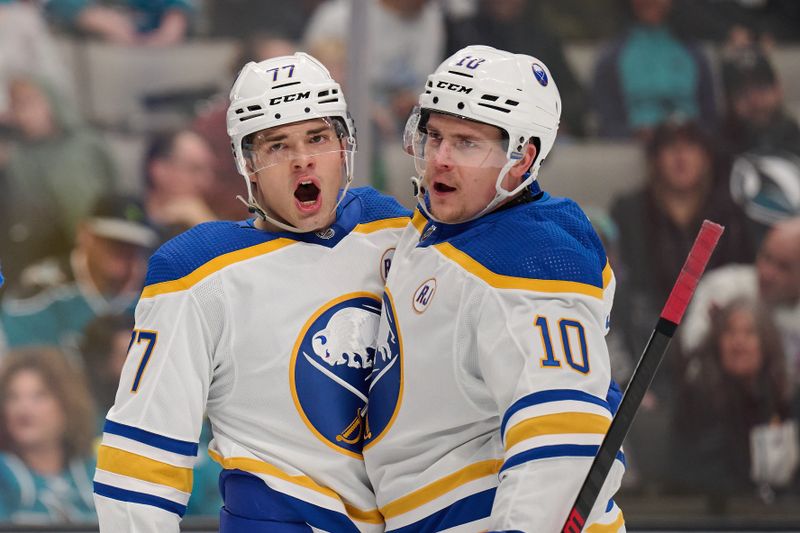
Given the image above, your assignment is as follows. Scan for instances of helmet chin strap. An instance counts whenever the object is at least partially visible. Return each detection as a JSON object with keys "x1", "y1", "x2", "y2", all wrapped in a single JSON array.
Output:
[
  {"x1": 411, "y1": 153, "x2": 532, "y2": 225},
  {"x1": 240, "y1": 143, "x2": 356, "y2": 234}
]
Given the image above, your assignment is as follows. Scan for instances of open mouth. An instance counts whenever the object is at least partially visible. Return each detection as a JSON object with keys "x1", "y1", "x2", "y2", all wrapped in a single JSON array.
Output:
[
  {"x1": 294, "y1": 180, "x2": 321, "y2": 206},
  {"x1": 433, "y1": 182, "x2": 456, "y2": 194}
]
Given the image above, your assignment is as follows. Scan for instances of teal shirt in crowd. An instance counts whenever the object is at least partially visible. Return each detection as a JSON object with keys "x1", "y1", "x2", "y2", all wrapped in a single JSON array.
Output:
[
  {"x1": 0, "y1": 453, "x2": 96, "y2": 524},
  {"x1": 619, "y1": 25, "x2": 699, "y2": 129}
]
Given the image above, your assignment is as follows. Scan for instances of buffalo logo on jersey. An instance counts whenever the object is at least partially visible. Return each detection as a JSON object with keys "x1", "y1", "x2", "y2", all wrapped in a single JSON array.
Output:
[
  {"x1": 363, "y1": 290, "x2": 403, "y2": 450},
  {"x1": 291, "y1": 293, "x2": 381, "y2": 457}
]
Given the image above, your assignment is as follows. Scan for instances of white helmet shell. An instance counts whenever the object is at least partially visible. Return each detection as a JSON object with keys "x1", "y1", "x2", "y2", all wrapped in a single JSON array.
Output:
[
  {"x1": 419, "y1": 45, "x2": 560, "y2": 178},
  {"x1": 226, "y1": 52, "x2": 357, "y2": 231}
]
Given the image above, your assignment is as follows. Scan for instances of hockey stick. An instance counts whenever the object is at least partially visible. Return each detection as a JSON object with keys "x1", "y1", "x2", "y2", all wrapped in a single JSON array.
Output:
[{"x1": 561, "y1": 220, "x2": 725, "y2": 533}]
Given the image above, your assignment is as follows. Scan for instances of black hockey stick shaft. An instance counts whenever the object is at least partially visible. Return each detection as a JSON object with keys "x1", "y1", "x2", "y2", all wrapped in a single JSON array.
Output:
[{"x1": 562, "y1": 220, "x2": 724, "y2": 533}]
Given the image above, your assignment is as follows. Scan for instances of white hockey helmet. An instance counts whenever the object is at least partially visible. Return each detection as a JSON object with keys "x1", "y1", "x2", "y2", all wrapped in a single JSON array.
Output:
[
  {"x1": 405, "y1": 45, "x2": 561, "y2": 221},
  {"x1": 227, "y1": 52, "x2": 356, "y2": 232}
]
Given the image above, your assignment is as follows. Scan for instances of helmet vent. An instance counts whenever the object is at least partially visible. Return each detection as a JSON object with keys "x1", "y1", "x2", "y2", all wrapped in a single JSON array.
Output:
[
  {"x1": 332, "y1": 89, "x2": 339, "y2": 94},
  {"x1": 318, "y1": 90, "x2": 330, "y2": 97},
  {"x1": 318, "y1": 97, "x2": 339, "y2": 104},
  {"x1": 273, "y1": 81, "x2": 301, "y2": 89},
  {"x1": 239, "y1": 113, "x2": 265, "y2": 122},
  {"x1": 477, "y1": 103, "x2": 511, "y2": 114},
  {"x1": 427, "y1": 81, "x2": 433, "y2": 87},
  {"x1": 235, "y1": 108, "x2": 244, "y2": 114},
  {"x1": 480, "y1": 94, "x2": 499, "y2": 102},
  {"x1": 247, "y1": 105, "x2": 262, "y2": 111},
  {"x1": 448, "y1": 70, "x2": 473, "y2": 78},
  {"x1": 505, "y1": 100, "x2": 519, "y2": 107}
]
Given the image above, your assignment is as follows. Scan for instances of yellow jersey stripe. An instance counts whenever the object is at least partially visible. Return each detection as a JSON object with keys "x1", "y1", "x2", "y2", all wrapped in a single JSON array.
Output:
[
  {"x1": 602, "y1": 261, "x2": 613, "y2": 289},
  {"x1": 208, "y1": 450, "x2": 383, "y2": 524},
  {"x1": 411, "y1": 210, "x2": 427, "y2": 234},
  {"x1": 435, "y1": 243, "x2": 604, "y2": 299},
  {"x1": 141, "y1": 238, "x2": 296, "y2": 298},
  {"x1": 505, "y1": 412, "x2": 611, "y2": 450},
  {"x1": 587, "y1": 508, "x2": 625, "y2": 532},
  {"x1": 353, "y1": 217, "x2": 409, "y2": 234},
  {"x1": 97, "y1": 445, "x2": 193, "y2": 492},
  {"x1": 380, "y1": 459, "x2": 502, "y2": 519}
]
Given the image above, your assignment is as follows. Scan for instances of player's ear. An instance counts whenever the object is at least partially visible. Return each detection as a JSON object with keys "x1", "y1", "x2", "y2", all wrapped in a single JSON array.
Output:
[{"x1": 509, "y1": 141, "x2": 538, "y2": 180}]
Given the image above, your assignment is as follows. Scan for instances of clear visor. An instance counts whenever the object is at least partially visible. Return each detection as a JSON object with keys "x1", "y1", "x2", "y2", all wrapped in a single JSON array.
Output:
[
  {"x1": 242, "y1": 117, "x2": 354, "y2": 174},
  {"x1": 402, "y1": 107, "x2": 511, "y2": 176}
]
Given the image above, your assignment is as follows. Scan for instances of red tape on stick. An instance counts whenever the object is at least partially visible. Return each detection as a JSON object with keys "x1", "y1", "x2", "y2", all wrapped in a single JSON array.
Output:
[{"x1": 660, "y1": 220, "x2": 724, "y2": 325}]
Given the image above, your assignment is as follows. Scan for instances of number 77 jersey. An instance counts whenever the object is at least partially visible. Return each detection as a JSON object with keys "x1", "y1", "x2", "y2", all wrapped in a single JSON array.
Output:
[
  {"x1": 93, "y1": 188, "x2": 409, "y2": 532},
  {"x1": 363, "y1": 194, "x2": 626, "y2": 533}
]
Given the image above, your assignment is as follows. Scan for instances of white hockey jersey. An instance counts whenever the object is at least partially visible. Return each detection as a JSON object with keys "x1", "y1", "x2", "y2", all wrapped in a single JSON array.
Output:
[
  {"x1": 93, "y1": 188, "x2": 409, "y2": 532},
  {"x1": 363, "y1": 191, "x2": 626, "y2": 533}
]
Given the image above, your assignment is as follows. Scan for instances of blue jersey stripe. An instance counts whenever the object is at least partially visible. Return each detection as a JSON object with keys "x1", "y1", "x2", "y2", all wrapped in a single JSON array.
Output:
[
  {"x1": 499, "y1": 444, "x2": 626, "y2": 475},
  {"x1": 103, "y1": 419, "x2": 198, "y2": 456},
  {"x1": 387, "y1": 488, "x2": 495, "y2": 533},
  {"x1": 93, "y1": 482, "x2": 187, "y2": 516},
  {"x1": 500, "y1": 390, "x2": 612, "y2": 437}
]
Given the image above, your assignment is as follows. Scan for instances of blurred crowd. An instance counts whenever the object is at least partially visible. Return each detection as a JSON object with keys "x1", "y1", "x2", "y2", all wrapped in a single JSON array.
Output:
[{"x1": 0, "y1": 0, "x2": 799, "y2": 526}]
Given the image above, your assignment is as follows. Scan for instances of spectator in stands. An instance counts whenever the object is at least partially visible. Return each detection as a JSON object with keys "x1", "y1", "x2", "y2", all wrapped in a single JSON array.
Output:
[
  {"x1": 0, "y1": 1, "x2": 74, "y2": 123},
  {"x1": 0, "y1": 193, "x2": 156, "y2": 354},
  {"x1": 681, "y1": 217, "x2": 800, "y2": 403},
  {"x1": 609, "y1": 119, "x2": 756, "y2": 490},
  {"x1": 144, "y1": 129, "x2": 217, "y2": 235},
  {"x1": 445, "y1": 0, "x2": 588, "y2": 136},
  {"x1": 591, "y1": 0, "x2": 717, "y2": 140},
  {"x1": 45, "y1": 0, "x2": 193, "y2": 46},
  {"x1": 78, "y1": 313, "x2": 134, "y2": 423},
  {"x1": 673, "y1": 298, "x2": 795, "y2": 502},
  {"x1": 2, "y1": 75, "x2": 118, "y2": 281},
  {"x1": 192, "y1": 33, "x2": 297, "y2": 221},
  {"x1": 305, "y1": 0, "x2": 445, "y2": 140},
  {"x1": 719, "y1": 46, "x2": 800, "y2": 238},
  {"x1": 0, "y1": 347, "x2": 96, "y2": 523},
  {"x1": 719, "y1": 45, "x2": 800, "y2": 158}
]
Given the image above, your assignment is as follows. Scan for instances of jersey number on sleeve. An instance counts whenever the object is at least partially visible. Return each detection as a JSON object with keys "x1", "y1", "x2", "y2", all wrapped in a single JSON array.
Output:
[
  {"x1": 127, "y1": 329, "x2": 158, "y2": 392},
  {"x1": 534, "y1": 316, "x2": 590, "y2": 374}
]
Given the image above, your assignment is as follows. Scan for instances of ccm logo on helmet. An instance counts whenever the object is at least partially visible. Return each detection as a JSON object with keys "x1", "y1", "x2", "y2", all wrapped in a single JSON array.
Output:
[
  {"x1": 269, "y1": 91, "x2": 311, "y2": 105},
  {"x1": 436, "y1": 81, "x2": 473, "y2": 94}
]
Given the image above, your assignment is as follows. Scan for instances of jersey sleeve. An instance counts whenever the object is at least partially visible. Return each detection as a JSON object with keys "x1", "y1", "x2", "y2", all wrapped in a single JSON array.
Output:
[
  {"x1": 476, "y1": 277, "x2": 625, "y2": 531},
  {"x1": 93, "y1": 251, "x2": 219, "y2": 532}
]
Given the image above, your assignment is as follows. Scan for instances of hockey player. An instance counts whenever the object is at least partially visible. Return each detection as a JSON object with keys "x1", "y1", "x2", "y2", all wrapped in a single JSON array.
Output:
[
  {"x1": 362, "y1": 45, "x2": 626, "y2": 531},
  {"x1": 92, "y1": 53, "x2": 410, "y2": 532}
]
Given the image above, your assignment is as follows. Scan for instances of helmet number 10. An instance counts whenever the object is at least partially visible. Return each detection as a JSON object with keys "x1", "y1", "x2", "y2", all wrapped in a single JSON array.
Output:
[{"x1": 454, "y1": 55, "x2": 486, "y2": 70}]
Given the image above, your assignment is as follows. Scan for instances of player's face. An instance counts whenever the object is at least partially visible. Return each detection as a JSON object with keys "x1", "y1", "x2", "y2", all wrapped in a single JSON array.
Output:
[
  {"x1": 248, "y1": 119, "x2": 344, "y2": 232},
  {"x1": 3, "y1": 369, "x2": 66, "y2": 450},
  {"x1": 422, "y1": 114, "x2": 514, "y2": 223}
]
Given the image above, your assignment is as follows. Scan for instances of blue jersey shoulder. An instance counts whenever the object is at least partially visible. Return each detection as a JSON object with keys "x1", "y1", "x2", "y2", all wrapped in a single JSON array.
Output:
[
  {"x1": 346, "y1": 187, "x2": 411, "y2": 224},
  {"x1": 145, "y1": 221, "x2": 277, "y2": 287},
  {"x1": 450, "y1": 197, "x2": 607, "y2": 288}
]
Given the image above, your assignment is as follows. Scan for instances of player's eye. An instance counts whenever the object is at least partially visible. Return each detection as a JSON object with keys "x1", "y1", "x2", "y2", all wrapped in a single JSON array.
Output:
[
  {"x1": 308, "y1": 133, "x2": 330, "y2": 144},
  {"x1": 427, "y1": 130, "x2": 443, "y2": 145},
  {"x1": 456, "y1": 138, "x2": 479, "y2": 150},
  {"x1": 267, "y1": 142, "x2": 287, "y2": 153}
]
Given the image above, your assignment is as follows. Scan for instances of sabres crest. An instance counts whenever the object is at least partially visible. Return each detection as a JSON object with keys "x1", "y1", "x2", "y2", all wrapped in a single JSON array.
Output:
[{"x1": 290, "y1": 292, "x2": 381, "y2": 457}]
